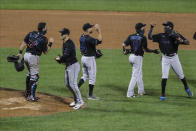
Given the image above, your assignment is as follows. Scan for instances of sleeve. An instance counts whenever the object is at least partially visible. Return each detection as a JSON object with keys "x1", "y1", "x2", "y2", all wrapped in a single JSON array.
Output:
[
  {"x1": 87, "y1": 37, "x2": 102, "y2": 45},
  {"x1": 24, "y1": 33, "x2": 30, "y2": 44},
  {"x1": 43, "y1": 37, "x2": 48, "y2": 53},
  {"x1": 124, "y1": 35, "x2": 131, "y2": 46},
  {"x1": 142, "y1": 36, "x2": 148, "y2": 50},
  {"x1": 152, "y1": 34, "x2": 161, "y2": 42}
]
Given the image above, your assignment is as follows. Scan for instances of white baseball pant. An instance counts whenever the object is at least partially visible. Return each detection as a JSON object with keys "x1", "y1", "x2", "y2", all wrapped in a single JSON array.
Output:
[
  {"x1": 127, "y1": 54, "x2": 145, "y2": 97},
  {"x1": 162, "y1": 54, "x2": 184, "y2": 79}
]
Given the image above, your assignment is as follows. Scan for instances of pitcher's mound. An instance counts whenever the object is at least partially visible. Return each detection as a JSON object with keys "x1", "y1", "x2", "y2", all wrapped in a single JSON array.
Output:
[{"x1": 0, "y1": 88, "x2": 86, "y2": 118}]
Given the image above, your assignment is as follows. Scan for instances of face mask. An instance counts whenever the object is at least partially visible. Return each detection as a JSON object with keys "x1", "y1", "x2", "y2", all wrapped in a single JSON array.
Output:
[
  {"x1": 164, "y1": 27, "x2": 172, "y2": 34},
  {"x1": 137, "y1": 29, "x2": 145, "y2": 35}
]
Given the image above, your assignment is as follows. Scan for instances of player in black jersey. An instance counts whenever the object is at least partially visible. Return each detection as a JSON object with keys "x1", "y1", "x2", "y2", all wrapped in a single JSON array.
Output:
[
  {"x1": 148, "y1": 21, "x2": 193, "y2": 100},
  {"x1": 55, "y1": 28, "x2": 84, "y2": 110},
  {"x1": 122, "y1": 22, "x2": 159, "y2": 98},
  {"x1": 78, "y1": 23, "x2": 102, "y2": 100},
  {"x1": 17, "y1": 22, "x2": 54, "y2": 101}
]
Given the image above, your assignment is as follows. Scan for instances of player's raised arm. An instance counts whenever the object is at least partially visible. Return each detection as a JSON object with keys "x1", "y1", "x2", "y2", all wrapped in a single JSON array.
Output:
[
  {"x1": 148, "y1": 24, "x2": 155, "y2": 40},
  {"x1": 94, "y1": 24, "x2": 102, "y2": 42}
]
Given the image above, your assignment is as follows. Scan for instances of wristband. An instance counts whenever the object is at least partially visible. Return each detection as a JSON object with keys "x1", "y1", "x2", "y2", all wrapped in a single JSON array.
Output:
[{"x1": 48, "y1": 42, "x2": 53, "y2": 47}]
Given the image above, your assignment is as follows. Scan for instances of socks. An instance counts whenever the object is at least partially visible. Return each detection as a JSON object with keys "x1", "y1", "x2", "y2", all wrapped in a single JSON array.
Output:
[
  {"x1": 161, "y1": 79, "x2": 167, "y2": 96},
  {"x1": 181, "y1": 77, "x2": 189, "y2": 90},
  {"x1": 89, "y1": 84, "x2": 94, "y2": 97},
  {"x1": 78, "y1": 79, "x2": 84, "y2": 88}
]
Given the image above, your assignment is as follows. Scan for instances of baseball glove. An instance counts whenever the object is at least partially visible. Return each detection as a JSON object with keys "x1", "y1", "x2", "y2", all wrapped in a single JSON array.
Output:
[
  {"x1": 55, "y1": 55, "x2": 62, "y2": 64},
  {"x1": 123, "y1": 49, "x2": 131, "y2": 55},
  {"x1": 95, "y1": 49, "x2": 103, "y2": 59}
]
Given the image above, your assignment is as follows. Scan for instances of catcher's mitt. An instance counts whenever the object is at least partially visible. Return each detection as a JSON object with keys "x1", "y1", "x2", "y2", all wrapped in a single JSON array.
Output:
[
  {"x1": 7, "y1": 55, "x2": 19, "y2": 63},
  {"x1": 95, "y1": 49, "x2": 103, "y2": 59}
]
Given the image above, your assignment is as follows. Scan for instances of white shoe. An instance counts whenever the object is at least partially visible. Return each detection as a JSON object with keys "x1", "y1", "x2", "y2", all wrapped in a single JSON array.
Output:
[
  {"x1": 73, "y1": 102, "x2": 84, "y2": 110},
  {"x1": 69, "y1": 101, "x2": 76, "y2": 107},
  {"x1": 127, "y1": 95, "x2": 136, "y2": 98},
  {"x1": 138, "y1": 92, "x2": 147, "y2": 96}
]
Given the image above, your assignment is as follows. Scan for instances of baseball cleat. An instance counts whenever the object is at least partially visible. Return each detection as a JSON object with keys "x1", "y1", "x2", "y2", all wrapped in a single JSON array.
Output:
[
  {"x1": 186, "y1": 89, "x2": 193, "y2": 97},
  {"x1": 69, "y1": 101, "x2": 76, "y2": 107},
  {"x1": 127, "y1": 95, "x2": 136, "y2": 98},
  {"x1": 26, "y1": 96, "x2": 39, "y2": 102},
  {"x1": 138, "y1": 92, "x2": 147, "y2": 96},
  {"x1": 87, "y1": 96, "x2": 100, "y2": 100},
  {"x1": 73, "y1": 102, "x2": 84, "y2": 110},
  {"x1": 160, "y1": 96, "x2": 166, "y2": 101}
]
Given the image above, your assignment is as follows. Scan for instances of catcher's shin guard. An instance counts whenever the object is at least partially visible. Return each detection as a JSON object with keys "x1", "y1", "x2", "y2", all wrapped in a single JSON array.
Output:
[
  {"x1": 29, "y1": 80, "x2": 37, "y2": 98},
  {"x1": 29, "y1": 74, "x2": 39, "y2": 98},
  {"x1": 25, "y1": 76, "x2": 31, "y2": 97}
]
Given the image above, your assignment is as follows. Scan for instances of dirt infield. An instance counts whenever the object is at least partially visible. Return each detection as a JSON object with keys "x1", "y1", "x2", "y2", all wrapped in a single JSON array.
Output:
[
  {"x1": 0, "y1": 88, "x2": 86, "y2": 118},
  {"x1": 0, "y1": 10, "x2": 196, "y2": 49}
]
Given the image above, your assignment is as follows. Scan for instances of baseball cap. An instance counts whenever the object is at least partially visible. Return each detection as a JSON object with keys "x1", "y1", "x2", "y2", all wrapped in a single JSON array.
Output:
[
  {"x1": 135, "y1": 22, "x2": 146, "y2": 30},
  {"x1": 163, "y1": 21, "x2": 174, "y2": 29},
  {"x1": 83, "y1": 23, "x2": 94, "y2": 31},
  {"x1": 59, "y1": 28, "x2": 70, "y2": 35}
]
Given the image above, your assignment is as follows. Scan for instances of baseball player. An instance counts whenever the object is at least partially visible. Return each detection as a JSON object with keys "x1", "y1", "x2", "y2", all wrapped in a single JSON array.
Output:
[
  {"x1": 122, "y1": 22, "x2": 159, "y2": 98},
  {"x1": 17, "y1": 22, "x2": 54, "y2": 101},
  {"x1": 148, "y1": 21, "x2": 193, "y2": 101},
  {"x1": 77, "y1": 23, "x2": 102, "y2": 100},
  {"x1": 193, "y1": 32, "x2": 196, "y2": 40},
  {"x1": 55, "y1": 28, "x2": 84, "y2": 110}
]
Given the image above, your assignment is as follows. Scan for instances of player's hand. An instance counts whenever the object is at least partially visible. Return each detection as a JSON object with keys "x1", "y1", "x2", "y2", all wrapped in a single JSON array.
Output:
[
  {"x1": 17, "y1": 53, "x2": 23, "y2": 60},
  {"x1": 94, "y1": 24, "x2": 101, "y2": 32},
  {"x1": 49, "y1": 37, "x2": 54, "y2": 43},
  {"x1": 153, "y1": 49, "x2": 160, "y2": 54}
]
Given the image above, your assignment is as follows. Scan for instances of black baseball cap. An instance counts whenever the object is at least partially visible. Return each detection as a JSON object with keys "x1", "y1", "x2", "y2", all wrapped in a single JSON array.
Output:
[
  {"x1": 59, "y1": 28, "x2": 70, "y2": 35},
  {"x1": 163, "y1": 21, "x2": 174, "y2": 29},
  {"x1": 83, "y1": 23, "x2": 94, "y2": 31},
  {"x1": 135, "y1": 22, "x2": 146, "y2": 30}
]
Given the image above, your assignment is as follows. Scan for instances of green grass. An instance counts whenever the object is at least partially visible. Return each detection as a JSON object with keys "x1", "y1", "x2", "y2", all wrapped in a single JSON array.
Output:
[
  {"x1": 0, "y1": 48, "x2": 196, "y2": 131},
  {"x1": 0, "y1": 0, "x2": 196, "y2": 13}
]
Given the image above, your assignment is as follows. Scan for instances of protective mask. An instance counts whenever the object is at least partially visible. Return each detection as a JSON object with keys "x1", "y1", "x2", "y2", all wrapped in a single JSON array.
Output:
[
  {"x1": 138, "y1": 29, "x2": 145, "y2": 35},
  {"x1": 164, "y1": 27, "x2": 172, "y2": 34}
]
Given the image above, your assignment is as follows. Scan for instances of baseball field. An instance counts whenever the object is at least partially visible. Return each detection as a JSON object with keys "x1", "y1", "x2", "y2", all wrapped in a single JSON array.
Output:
[{"x1": 0, "y1": 0, "x2": 196, "y2": 131}]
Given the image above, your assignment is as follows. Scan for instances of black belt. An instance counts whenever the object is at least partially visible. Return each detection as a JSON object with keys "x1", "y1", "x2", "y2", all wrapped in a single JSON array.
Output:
[
  {"x1": 164, "y1": 53, "x2": 176, "y2": 57},
  {"x1": 66, "y1": 60, "x2": 77, "y2": 67},
  {"x1": 131, "y1": 53, "x2": 143, "y2": 56}
]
